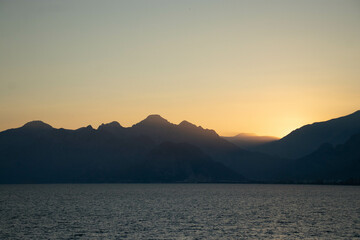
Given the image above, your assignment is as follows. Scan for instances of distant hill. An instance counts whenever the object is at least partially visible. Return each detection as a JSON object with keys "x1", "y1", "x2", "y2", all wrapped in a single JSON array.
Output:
[
  {"x1": 0, "y1": 118, "x2": 244, "y2": 183},
  {"x1": 253, "y1": 110, "x2": 360, "y2": 159},
  {"x1": 283, "y1": 133, "x2": 360, "y2": 184},
  {"x1": 223, "y1": 133, "x2": 278, "y2": 149}
]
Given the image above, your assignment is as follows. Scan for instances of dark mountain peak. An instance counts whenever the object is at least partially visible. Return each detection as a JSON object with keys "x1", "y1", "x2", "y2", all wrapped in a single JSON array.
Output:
[
  {"x1": 76, "y1": 125, "x2": 94, "y2": 131},
  {"x1": 98, "y1": 121, "x2": 123, "y2": 131},
  {"x1": 144, "y1": 114, "x2": 168, "y2": 123},
  {"x1": 178, "y1": 120, "x2": 219, "y2": 137},
  {"x1": 133, "y1": 114, "x2": 171, "y2": 127},
  {"x1": 22, "y1": 121, "x2": 53, "y2": 130},
  {"x1": 178, "y1": 120, "x2": 197, "y2": 128}
]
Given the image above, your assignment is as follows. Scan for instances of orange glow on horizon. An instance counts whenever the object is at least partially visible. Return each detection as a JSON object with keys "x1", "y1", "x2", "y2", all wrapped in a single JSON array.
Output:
[{"x1": 0, "y1": 1, "x2": 359, "y2": 138}]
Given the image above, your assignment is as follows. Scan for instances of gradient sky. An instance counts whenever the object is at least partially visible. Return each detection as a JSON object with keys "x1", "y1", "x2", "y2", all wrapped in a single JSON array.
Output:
[{"x1": 1, "y1": 0, "x2": 359, "y2": 137}]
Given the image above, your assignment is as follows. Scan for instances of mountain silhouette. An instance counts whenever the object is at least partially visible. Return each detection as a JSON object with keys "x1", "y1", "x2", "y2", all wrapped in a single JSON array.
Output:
[
  {"x1": 129, "y1": 115, "x2": 239, "y2": 157},
  {"x1": 133, "y1": 114, "x2": 171, "y2": 128},
  {"x1": 1, "y1": 112, "x2": 359, "y2": 184},
  {"x1": 282, "y1": 133, "x2": 360, "y2": 183},
  {"x1": 98, "y1": 121, "x2": 123, "y2": 131},
  {"x1": 22, "y1": 120, "x2": 53, "y2": 130},
  {"x1": 253, "y1": 110, "x2": 360, "y2": 159},
  {"x1": 0, "y1": 117, "x2": 244, "y2": 183}
]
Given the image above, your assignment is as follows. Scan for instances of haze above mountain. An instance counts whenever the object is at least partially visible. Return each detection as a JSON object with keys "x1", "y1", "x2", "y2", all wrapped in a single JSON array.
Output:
[{"x1": 223, "y1": 133, "x2": 279, "y2": 149}]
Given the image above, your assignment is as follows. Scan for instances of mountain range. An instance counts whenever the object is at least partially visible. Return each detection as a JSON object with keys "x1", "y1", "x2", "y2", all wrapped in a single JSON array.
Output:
[
  {"x1": 0, "y1": 111, "x2": 359, "y2": 184},
  {"x1": 0, "y1": 116, "x2": 244, "y2": 183}
]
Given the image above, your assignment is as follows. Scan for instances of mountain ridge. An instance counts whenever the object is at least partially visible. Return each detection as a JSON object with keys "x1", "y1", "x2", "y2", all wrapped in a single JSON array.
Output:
[
  {"x1": 0, "y1": 115, "x2": 246, "y2": 183},
  {"x1": 253, "y1": 110, "x2": 360, "y2": 159}
]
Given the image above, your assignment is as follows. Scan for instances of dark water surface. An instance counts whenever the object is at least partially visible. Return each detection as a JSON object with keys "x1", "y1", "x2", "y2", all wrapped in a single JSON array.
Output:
[{"x1": 0, "y1": 184, "x2": 359, "y2": 239}]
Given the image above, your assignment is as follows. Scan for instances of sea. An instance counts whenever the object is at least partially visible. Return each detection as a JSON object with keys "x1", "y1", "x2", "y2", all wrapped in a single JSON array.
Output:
[{"x1": 0, "y1": 184, "x2": 359, "y2": 239}]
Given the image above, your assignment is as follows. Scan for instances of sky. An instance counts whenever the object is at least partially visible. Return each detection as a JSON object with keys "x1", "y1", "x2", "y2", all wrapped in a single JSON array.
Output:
[{"x1": 0, "y1": 0, "x2": 359, "y2": 137}]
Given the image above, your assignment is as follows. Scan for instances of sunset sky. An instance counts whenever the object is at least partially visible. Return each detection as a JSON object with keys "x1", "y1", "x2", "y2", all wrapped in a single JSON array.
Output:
[{"x1": 1, "y1": 0, "x2": 359, "y2": 137}]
